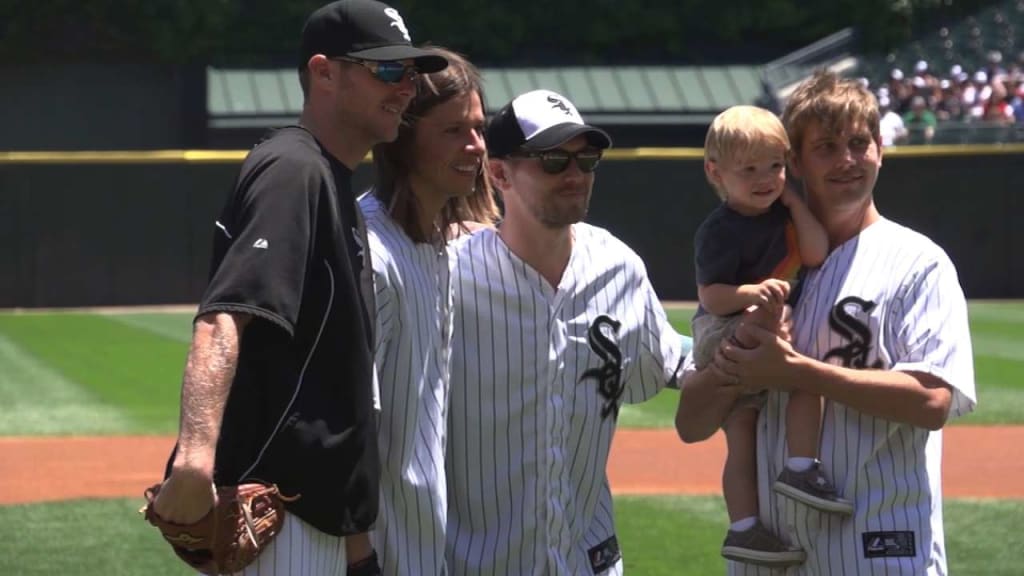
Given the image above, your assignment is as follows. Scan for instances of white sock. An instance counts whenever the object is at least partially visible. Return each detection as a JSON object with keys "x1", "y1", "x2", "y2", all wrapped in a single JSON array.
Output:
[
  {"x1": 787, "y1": 457, "x2": 816, "y2": 472},
  {"x1": 730, "y1": 516, "x2": 758, "y2": 532}
]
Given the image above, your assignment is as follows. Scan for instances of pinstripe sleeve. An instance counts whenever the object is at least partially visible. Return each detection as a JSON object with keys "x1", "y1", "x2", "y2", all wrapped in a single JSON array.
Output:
[
  {"x1": 622, "y1": 271, "x2": 685, "y2": 404},
  {"x1": 370, "y1": 245, "x2": 396, "y2": 364},
  {"x1": 888, "y1": 252, "x2": 976, "y2": 419}
]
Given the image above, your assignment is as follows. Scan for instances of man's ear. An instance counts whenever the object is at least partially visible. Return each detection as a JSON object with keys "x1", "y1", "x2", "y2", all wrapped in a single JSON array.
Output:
[
  {"x1": 787, "y1": 150, "x2": 803, "y2": 180},
  {"x1": 488, "y1": 158, "x2": 509, "y2": 190},
  {"x1": 307, "y1": 55, "x2": 333, "y2": 86}
]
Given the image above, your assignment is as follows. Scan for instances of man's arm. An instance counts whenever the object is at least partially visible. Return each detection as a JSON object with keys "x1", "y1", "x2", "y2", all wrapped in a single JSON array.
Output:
[
  {"x1": 674, "y1": 366, "x2": 743, "y2": 443},
  {"x1": 720, "y1": 325, "x2": 953, "y2": 430},
  {"x1": 152, "y1": 311, "x2": 250, "y2": 523},
  {"x1": 674, "y1": 303, "x2": 785, "y2": 442}
]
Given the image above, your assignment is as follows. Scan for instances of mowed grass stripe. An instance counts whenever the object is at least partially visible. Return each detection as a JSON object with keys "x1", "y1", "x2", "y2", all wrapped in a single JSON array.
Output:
[
  {"x1": 104, "y1": 312, "x2": 194, "y2": 343},
  {"x1": 0, "y1": 499, "x2": 191, "y2": 576},
  {"x1": 0, "y1": 314, "x2": 186, "y2": 434},
  {"x1": 971, "y1": 332, "x2": 1024, "y2": 361},
  {"x1": 959, "y1": 385, "x2": 1024, "y2": 425},
  {"x1": 616, "y1": 495, "x2": 728, "y2": 575},
  {"x1": 968, "y1": 301, "x2": 1024, "y2": 324},
  {"x1": 0, "y1": 496, "x2": 1019, "y2": 576},
  {"x1": 0, "y1": 334, "x2": 133, "y2": 435},
  {"x1": 0, "y1": 301, "x2": 1019, "y2": 435},
  {"x1": 617, "y1": 495, "x2": 1024, "y2": 575}
]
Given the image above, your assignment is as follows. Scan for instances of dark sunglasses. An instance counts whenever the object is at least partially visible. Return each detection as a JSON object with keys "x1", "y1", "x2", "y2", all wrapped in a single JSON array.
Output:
[
  {"x1": 510, "y1": 148, "x2": 603, "y2": 174},
  {"x1": 330, "y1": 56, "x2": 418, "y2": 84}
]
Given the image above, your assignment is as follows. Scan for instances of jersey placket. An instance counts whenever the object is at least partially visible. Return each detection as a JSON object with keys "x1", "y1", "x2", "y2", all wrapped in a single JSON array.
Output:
[
  {"x1": 437, "y1": 244, "x2": 454, "y2": 434},
  {"x1": 541, "y1": 288, "x2": 576, "y2": 574}
]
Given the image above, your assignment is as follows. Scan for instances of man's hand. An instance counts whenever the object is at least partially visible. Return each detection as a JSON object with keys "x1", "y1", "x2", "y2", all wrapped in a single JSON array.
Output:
[
  {"x1": 152, "y1": 465, "x2": 217, "y2": 525},
  {"x1": 717, "y1": 322, "x2": 799, "y2": 393}
]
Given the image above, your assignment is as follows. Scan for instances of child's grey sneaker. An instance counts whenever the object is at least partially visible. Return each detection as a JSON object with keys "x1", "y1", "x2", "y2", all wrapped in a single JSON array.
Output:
[
  {"x1": 721, "y1": 520, "x2": 806, "y2": 567},
  {"x1": 773, "y1": 461, "x2": 854, "y2": 515}
]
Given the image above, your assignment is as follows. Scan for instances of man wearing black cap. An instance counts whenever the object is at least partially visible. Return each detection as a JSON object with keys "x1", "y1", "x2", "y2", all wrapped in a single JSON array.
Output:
[
  {"x1": 444, "y1": 89, "x2": 689, "y2": 574},
  {"x1": 150, "y1": 1, "x2": 445, "y2": 574}
]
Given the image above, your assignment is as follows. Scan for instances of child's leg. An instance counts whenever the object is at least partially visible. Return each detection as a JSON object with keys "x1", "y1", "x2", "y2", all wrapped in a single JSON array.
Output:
[
  {"x1": 784, "y1": 391, "x2": 821, "y2": 461},
  {"x1": 721, "y1": 303, "x2": 774, "y2": 525},
  {"x1": 721, "y1": 406, "x2": 806, "y2": 567},
  {"x1": 722, "y1": 407, "x2": 759, "y2": 525},
  {"x1": 773, "y1": 389, "x2": 854, "y2": 515}
]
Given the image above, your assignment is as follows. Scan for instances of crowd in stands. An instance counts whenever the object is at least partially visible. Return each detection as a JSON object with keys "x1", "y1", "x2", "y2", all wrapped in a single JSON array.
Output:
[{"x1": 869, "y1": 50, "x2": 1024, "y2": 145}]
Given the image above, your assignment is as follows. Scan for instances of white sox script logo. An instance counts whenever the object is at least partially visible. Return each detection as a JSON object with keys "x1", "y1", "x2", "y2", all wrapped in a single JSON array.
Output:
[
  {"x1": 580, "y1": 315, "x2": 625, "y2": 420},
  {"x1": 383, "y1": 8, "x2": 411, "y2": 41},
  {"x1": 824, "y1": 296, "x2": 883, "y2": 368}
]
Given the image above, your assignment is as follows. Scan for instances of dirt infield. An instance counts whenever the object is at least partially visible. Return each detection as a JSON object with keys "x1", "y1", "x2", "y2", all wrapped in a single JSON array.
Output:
[{"x1": 1, "y1": 427, "x2": 1021, "y2": 506}]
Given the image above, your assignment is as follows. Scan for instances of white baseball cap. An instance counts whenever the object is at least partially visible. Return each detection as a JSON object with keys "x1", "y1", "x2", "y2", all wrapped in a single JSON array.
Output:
[{"x1": 486, "y1": 89, "x2": 612, "y2": 158}]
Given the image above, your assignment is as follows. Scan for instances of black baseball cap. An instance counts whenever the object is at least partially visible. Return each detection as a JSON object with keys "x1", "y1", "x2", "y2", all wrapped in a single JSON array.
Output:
[
  {"x1": 486, "y1": 89, "x2": 612, "y2": 158},
  {"x1": 299, "y1": 0, "x2": 447, "y2": 72}
]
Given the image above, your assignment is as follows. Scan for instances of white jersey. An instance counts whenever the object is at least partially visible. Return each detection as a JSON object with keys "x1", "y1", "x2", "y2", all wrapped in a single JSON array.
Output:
[
  {"x1": 729, "y1": 218, "x2": 976, "y2": 576},
  {"x1": 445, "y1": 223, "x2": 685, "y2": 576},
  {"x1": 360, "y1": 194, "x2": 454, "y2": 576}
]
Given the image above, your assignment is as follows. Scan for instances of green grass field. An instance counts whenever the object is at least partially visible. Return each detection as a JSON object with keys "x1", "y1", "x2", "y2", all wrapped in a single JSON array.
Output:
[
  {"x1": 1, "y1": 302, "x2": 1022, "y2": 575},
  {"x1": 1, "y1": 496, "x2": 1021, "y2": 575}
]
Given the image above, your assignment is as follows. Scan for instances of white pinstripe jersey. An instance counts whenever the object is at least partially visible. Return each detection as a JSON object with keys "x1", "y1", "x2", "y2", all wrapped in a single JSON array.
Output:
[
  {"x1": 445, "y1": 223, "x2": 685, "y2": 576},
  {"x1": 360, "y1": 194, "x2": 455, "y2": 576},
  {"x1": 728, "y1": 218, "x2": 976, "y2": 576}
]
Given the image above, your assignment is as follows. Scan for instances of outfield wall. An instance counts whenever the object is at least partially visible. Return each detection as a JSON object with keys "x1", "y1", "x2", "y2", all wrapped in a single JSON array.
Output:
[{"x1": 0, "y1": 147, "x2": 1020, "y2": 307}]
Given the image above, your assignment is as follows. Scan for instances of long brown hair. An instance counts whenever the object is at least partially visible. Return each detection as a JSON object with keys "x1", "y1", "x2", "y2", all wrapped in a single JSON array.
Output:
[{"x1": 372, "y1": 47, "x2": 500, "y2": 242}]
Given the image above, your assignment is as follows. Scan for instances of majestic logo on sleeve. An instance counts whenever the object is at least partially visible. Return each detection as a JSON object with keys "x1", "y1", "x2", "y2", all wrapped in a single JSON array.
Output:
[
  {"x1": 823, "y1": 296, "x2": 884, "y2": 368},
  {"x1": 580, "y1": 315, "x2": 624, "y2": 420}
]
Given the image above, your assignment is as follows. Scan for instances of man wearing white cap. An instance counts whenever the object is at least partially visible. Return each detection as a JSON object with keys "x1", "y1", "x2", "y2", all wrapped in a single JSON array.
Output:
[{"x1": 444, "y1": 89, "x2": 689, "y2": 574}]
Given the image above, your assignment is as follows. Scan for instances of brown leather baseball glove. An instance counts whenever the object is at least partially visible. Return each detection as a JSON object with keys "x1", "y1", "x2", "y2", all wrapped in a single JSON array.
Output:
[{"x1": 141, "y1": 482, "x2": 297, "y2": 575}]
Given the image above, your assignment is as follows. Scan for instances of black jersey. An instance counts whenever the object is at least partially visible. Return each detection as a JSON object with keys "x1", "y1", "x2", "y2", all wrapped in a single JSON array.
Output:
[{"x1": 196, "y1": 126, "x2": 378, "y2": 536}]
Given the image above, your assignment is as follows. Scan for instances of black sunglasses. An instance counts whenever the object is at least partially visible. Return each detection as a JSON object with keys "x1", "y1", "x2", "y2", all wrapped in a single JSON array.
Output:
[
  {"x1": 330, "y1": 56, "x2": 418, "y2": 85},
  {"x1": 510, "y1": 148, "x2": 603, "y2": 174}
]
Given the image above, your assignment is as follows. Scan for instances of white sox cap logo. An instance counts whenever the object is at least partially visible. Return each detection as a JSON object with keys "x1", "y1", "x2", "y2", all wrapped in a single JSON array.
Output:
[
  {"x1": 511, "y1": 89, "x2": 586, "y2": 141},
  {"x1": 383, "y1": 7, "x2": 411, "y2": 41},
  {"x1": 547, "y1": 95, "x2": 572, "y2": 115}
]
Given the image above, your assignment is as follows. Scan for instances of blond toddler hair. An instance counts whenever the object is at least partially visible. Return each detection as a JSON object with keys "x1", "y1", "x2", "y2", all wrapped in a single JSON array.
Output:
[{"x1": 704, "y1": 105, "x2": 790, "y2": 200}]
